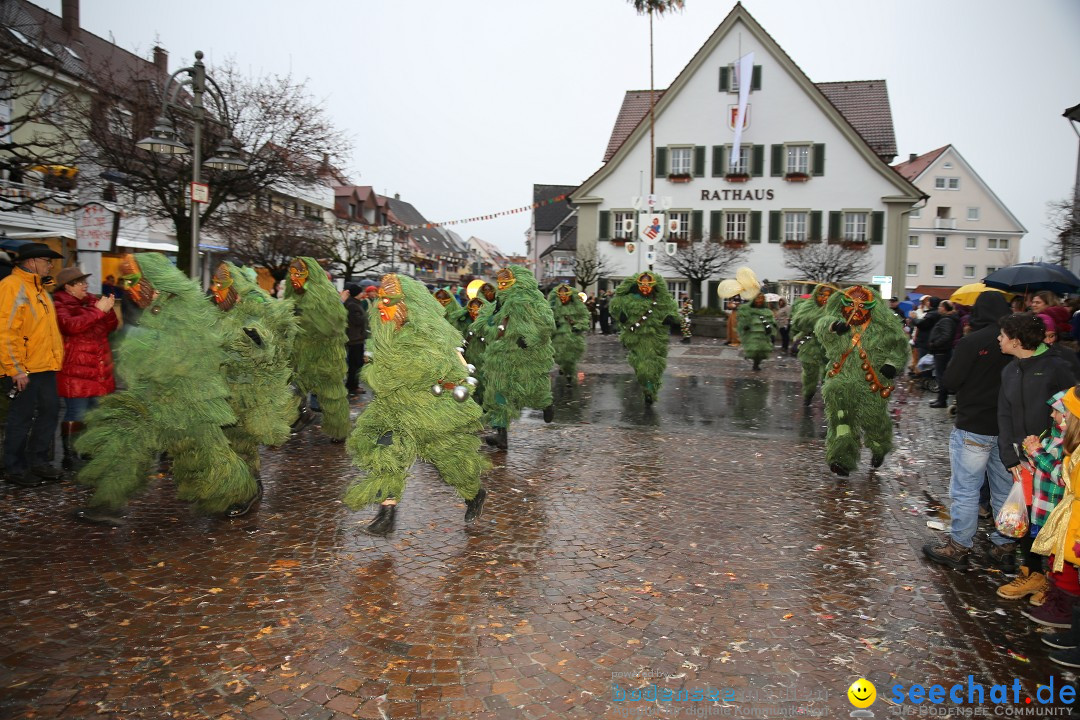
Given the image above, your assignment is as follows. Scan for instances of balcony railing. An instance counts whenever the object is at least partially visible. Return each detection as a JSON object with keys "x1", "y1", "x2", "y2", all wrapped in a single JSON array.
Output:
[{"x1": 934, "y1": 218, "x2": 956, "y2": 230}]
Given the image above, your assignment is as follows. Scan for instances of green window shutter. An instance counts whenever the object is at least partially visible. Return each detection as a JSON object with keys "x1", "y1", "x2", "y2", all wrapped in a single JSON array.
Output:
[
  {"x1": 693, "y1": 146, "x2": 706, "y2": 178},
  {"x1": 751, "y1": 145, "x2": 764, "y2": 177},
  {"x1": 710, "y1": 210, "x2": 723, "y2": 241},
  {"x1": 655, "y1": 147, "x2": 667, "y2": 178},
  {"x1": 719, "y1": 66, "x2": 730, "y2": 92},
  {"x1": 751, "y1": 65, "x2": 762, "y2": 91},
  {"x1": 828, "y1": 211, "x2": 842, "y2": 241},
  {"x1": 812, "y1": 143, "x2": 826, "y2": 176},
  {"x1": 599, "y1": 211, "x2": 611, "y2": 241},
  {"x1": 771, "y1": 144, "x2": 784, "y2": 177},
  {"x1": 712, "y1": 146, "x2": 725, "y2": 177},
  {"x1": 768, "y1": 211, "x2": 782, "y2": 243},
  {"x1": 810, "y1": 211, "x2": 823, "y2": 242},
  {"x1": 691, "y1": 210, "x2": 704, "y2": 240},
  {"x1": 749, "y1": 211, "x2": 762, "y2": 243},
  {"x1": 870, "y1": 211, "x2": 885, "y2": 245}
]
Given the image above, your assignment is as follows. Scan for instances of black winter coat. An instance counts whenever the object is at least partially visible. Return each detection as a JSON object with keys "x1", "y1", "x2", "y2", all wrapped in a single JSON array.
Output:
[
  {"x1": 997, "y1": 351, "x2": 1077, "y2": 469},
  {"x1": 942, "y1": 293, "x2": 1012, "y2": 436}
]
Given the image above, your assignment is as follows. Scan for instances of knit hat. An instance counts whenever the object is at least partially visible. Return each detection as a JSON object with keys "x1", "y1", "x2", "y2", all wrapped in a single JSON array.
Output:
[
  {"x1": 345, "y1": 283, "x2": 362, "y2": 298},
  {"x1": 1064, "y1": 387, "x2": 1080, "y2": 418},
  {"x1": 1050, "y1": 390, "x2": 1068, "y2": 413},
  {"x1": 1037, "y1": 313, "x2": 1056, "y2": 334}
]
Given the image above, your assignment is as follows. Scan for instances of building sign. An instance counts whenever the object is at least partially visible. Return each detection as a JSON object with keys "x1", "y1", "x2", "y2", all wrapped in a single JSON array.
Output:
[
  {"x1": 638, "y1": 213, "x2": 665, "y2": 245},
  {"x1": 701, "y1": 189, "x2": 775, "y2": 201},
  {"x1": 626, "y1": 242, "x2": 637, "y2": 255},
  {"x1": 190, "y1": 181, "x2": 210, "y2": 204},
  {"x1": 728, "y1": 104, "x2": 751, "y2": 131},
  {"x1": 75, "y1": 204, "x2": 117, "y2": 251}
]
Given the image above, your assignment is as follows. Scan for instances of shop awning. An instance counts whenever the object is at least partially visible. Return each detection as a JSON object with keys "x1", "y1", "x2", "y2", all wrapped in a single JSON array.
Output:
[{"x1": 116, "y1": 238, "x2": 179, "y2": 252}]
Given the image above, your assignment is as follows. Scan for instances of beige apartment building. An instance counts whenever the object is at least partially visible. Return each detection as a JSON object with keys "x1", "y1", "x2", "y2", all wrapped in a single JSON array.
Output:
[{"x1": 894, "y1": 145, "x2": 1025, "y2": 295}]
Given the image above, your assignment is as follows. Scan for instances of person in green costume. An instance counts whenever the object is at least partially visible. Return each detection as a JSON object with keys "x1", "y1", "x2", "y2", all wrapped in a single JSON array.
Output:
[
  {"x1": 547, "y1": 283, "x2": 590, "y2": 384},
  {"x1": 736, "y1": 294, "x2": 777, "y2": 371},
  {"x1": 449, "y1": 282, "x2": 494, "y2": 337},
  {"x1": 814, "y1": 285, "x2": 910, "y2": 476},
  {"x1": 461, "y1": 290, "x2": 495, "y2": 404},
  {"x1": 282, "y1": 257, "x2": 349, "y2": 441},
  {"x1": 790, "y1": 284, "x2": 838, "y2": 405},
  {"x1": 344, "y1": 274, "x2": 490, "y2": 536},
  {"x1": 208, "y1": 263, "x2": 299, "y2": 511},
  {"x1": 433, "y1": 287, "x2": 457, "y2": 321},
  {"x1": 609, "y1": 271, "x2": 680, "y2": 405},
  {"x1": 72, "y1": 253, "x2": 260, "y2": 525},
  {"x1": 480, "y1": 265, "x2": 555, "y2": 450}
]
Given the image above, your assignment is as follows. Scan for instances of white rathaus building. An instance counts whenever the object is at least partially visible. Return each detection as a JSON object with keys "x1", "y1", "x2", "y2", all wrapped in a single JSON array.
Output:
[{"x1": 570, "y1": 3, "x2": 924, "y2": 305}]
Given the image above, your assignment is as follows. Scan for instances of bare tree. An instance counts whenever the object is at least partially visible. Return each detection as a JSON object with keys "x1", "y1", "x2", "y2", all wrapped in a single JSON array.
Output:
[
  {"x1": 324, "y1": 221, "x2": 395, "y2": 281},
  {"x1": 67, "y1": 55, "x2": 350, "y2": 275},
  {"x1": 0, "y1": 40, "x2": 86, "y2": 211},
  {"x1": 215, "y1": 203, "x2": 329, "y2": 285},
  {"x1": 573, "y1": 249, "x2": 615, "y2": 290},
  {"x1": 782, "y1": 243, "x2": 876, "y2": 284},
  {"x1": 657, "y1": 240, "x2": 747, "y2": 306},
  {"x1": 1045, "y1": 196, "x2": 1078, "y2": 266}
]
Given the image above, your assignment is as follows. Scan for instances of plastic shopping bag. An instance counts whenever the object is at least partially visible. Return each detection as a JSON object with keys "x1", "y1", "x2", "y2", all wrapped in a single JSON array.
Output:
[{"x1": 995, "y1": 481, "x2": 1030, "y2": 539}]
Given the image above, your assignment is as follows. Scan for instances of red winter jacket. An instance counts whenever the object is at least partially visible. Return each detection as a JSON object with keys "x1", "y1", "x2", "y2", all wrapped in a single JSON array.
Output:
[{"x1": 53, "y1": 289, "x2": 118, "y2": 398}]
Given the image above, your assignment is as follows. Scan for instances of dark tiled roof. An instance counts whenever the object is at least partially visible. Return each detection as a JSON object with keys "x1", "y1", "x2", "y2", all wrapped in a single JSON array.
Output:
[
  {"x1": 892, "y1": 146, "x2": 949, "y2": 182},
  {"x1": 533, "y1": 184, "x2": 577, "y2": 232},
  {"x1": 603, "y1": 81, "x2": 898, "y2": 165},
  {"x1": 383, "y1": 195, "x2": 463, "y2": 257},
  {"x1": 603, "y1": 90, "x2": 665, "y2": 163},
  {"x1": 539, "y1": 225, "x2": 577, "y2": 258},
  {"x1": 815, "y1": 81, "x2": 897, "y2": 163}
]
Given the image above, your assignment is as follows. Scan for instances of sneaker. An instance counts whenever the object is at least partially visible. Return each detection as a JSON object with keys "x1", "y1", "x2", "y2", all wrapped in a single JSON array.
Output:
[
  {"x1": 1043, "y1": 630, "x2": 1078, "y2": 651},
  {"x1": 996, "y1": 567, "x2": 1048, "y2": 600},
  {"x1": 1031, "y1": 588, "x2": 1049, "y2": 606},
  {"x1": 30, "y1": 464, "x2": 62, "y2": 480},
  {"x1": 923, "y1": 537, "x2": 970, "y2": 569},
  {"x1": 1022, "y1": 586, "x2": 1078, "y2": 628},
  {"x1": 1050, "y1": 647, "x2": 1080, "y2": 669},
  {"x1": 985, "y1": 541, "x2": 1018, "y2": 569}
]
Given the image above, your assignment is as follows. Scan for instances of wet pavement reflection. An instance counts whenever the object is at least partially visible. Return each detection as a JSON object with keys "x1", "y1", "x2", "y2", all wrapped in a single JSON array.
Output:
[{"x1": 0, "y1": 334, "x2": 1073, "y2": 718}]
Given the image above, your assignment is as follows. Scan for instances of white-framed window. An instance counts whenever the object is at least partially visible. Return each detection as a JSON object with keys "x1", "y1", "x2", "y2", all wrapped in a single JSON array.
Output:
[
  {"x1": 725, "y1": 211, "x2": 748, "y2": 241},
  {"x1": 727, "y1": 144, "x2": 751, "y2": 174},
  {"x1": 668, "y1": 280, "x2": 688, "y2": 298},
  {"x1": 669, "y1": 147, "x2": 693, "y2": 175},
  {"x1": 965, "y1": 237, "x2": 977, "y2": 250},
  {"x1": 910, "y1": 207, "x2": 922, "y2": 219},
  {"x1": 943, "y1": 162, "x2": 953, "y2": 169},
  {"x1": 784, "y1": 211, "x2": 808, "y2": 242},
  {"x1": 613, "y1": 210, "x2": 635, "y2": 240},
  {"x1": 935, "y1": 177, "x2": 960, "y2": 190},
  {"x1": 844, "y1": 212, "x2": 868, "y2": 242},
  {"x1": 986, "y1": 265, "x2": 999, "y2": 275},
  {"x1": 906, "y1": 264, "x2": 918, "y2": 276},
  {"x1": 988, "y1": 238, "x2": 1010, "y2": 250},
  {"x1": 935, "y1": 236, "x2": 947, "y2": 249},
  {"x1": 934, "y1": 264, "x2": 946, "y2": 278},
  {"x1": 108, "y1": 106, "x2": 132, "y2": 138},
  {"x1": 786, "y1": 145, "x2": 810, "y2": 175},
  {"x1": 669, "y1": 211, "x2": 690, "y2": 240},
  {"x1": 967, "y1": 207, "x2": 980, "y2": 221},
  {"x1": 908, "y1": 235, "x2": 919, "y2": 247},
  {"x1": 963, "y1": 265, "x2": 976, "y2": 279}
]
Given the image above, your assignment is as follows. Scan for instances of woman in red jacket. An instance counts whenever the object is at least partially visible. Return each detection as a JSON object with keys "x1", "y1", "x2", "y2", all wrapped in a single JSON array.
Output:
[{"x1": 52, "y1": 266, "x2": 118, "y2": 469}]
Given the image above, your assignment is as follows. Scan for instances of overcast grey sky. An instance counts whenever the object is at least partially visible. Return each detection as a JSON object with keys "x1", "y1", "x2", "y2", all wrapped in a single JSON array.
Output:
[{"x1": 37, "y1": 0, "x2": 1080, "y2": 258}]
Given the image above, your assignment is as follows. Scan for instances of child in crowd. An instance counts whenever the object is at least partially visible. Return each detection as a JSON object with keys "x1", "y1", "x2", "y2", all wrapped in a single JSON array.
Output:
[
  {"x1": 1031, "y1": 385, "x2": 1080, "y2": 667},
  {"x1": 998, "y1": 391, "x2": 1069, "y2": 604}
]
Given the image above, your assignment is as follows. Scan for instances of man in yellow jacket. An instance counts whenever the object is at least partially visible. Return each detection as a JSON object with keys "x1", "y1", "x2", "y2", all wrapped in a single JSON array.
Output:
[{"x1": 0, "y1": 243, "x2": 64, "y2": 486}]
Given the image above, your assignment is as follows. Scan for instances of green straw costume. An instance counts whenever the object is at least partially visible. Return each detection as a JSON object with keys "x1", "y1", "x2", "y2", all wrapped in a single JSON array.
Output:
[
  {"x1": 547, "y1": 283, "x2": 590, "y2": 383},
  {"x1": 609, "y1": 271, "x2": 680, "y2": 404}
]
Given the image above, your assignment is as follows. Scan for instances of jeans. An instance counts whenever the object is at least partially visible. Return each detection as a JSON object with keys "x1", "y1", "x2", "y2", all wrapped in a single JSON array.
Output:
[
  {"x1": 62, "y1": 396, "x2": 98, "y2": 422},
  {"x1": 3, "y1": 371, "x2": 59, "y2": 474},
  {"x1": 948, "y1": 428, "x2": 1013, "y2": 548}
]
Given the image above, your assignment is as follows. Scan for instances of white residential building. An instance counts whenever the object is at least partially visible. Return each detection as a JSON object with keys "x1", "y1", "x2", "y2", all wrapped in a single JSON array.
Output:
[
  {"x1": 893, "y1": 145, "x2": 1025, "y2": 293},
  {"x1": 570, "y1": 4, "x2": 922, "y2": 304}
]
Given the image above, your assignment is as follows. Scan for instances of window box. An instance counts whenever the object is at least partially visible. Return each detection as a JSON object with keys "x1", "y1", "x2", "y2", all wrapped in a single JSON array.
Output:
[
  {"x1": 783, "y1": 172, "x2": 810, "y2": 182},
  {"x1": 721, "y1": 239, "x2": 747, "y2": 249},
  {"x1": 609, "y1": 239, "x2": 628, "y2": 247},
  {"x1": 781, "y1": 240, "x2": 807, "y2": 249},
  {"x1": 724, "y1": 172, "x2": 750, "y2": 183},
  {"x1": 667, "y1": 173, "x2": 693, "y2": 183},
  {"x1": 842, "y1": 240, "x2": 869, "y2": 251}
]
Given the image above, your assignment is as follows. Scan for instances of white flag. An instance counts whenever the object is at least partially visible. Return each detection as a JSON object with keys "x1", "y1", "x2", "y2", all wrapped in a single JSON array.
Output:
[{"x1": 730, "y1": 52, "x2": 754, "y2": 171}]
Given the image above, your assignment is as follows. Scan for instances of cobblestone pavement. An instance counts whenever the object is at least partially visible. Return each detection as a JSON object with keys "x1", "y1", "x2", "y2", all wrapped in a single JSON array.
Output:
[{"x1": 1, "y1": 334, "x2": 1075, "y2": 719}]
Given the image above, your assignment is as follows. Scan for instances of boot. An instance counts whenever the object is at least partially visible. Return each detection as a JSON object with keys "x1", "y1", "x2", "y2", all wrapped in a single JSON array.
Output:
[
  {"x1": 489, "y1": 427, "x2": 508, "y2": 450},
  {"x1": 752, "y1": 358, "x2": 762, "y2": 371},
  {"x1": 224, "y1": 479, "x2": 263, "y2": 518},
  {"x1": 465, "y1": 488, "x2": 487, "y2": 523},
  {"x1": 61, "y1": 421, "x2": 85, "y2": 471},
  {"x1": 362, "y1": 503, "x2": 397, "y2": 536},
  {"x1": 543, "y1": 405, "x2": 554, "y2": 423},
  {"x1": 291, "y1": 398, "x2": 317, "y2": 434}
]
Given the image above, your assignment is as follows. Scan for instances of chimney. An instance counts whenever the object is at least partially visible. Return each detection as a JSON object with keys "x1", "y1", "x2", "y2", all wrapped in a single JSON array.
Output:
[
  {"x1": 153, "y1": 46, "x2": 168, "y2": 76},
  {"x1": 908, "y1": 153, "x2": 917, "y2": 163},
  {"x1": 394, "y1": 193, "x2": 400, "y2": 200},
  {"x1": 61, "y1": 0, "x2": 79, "y2": 36}
]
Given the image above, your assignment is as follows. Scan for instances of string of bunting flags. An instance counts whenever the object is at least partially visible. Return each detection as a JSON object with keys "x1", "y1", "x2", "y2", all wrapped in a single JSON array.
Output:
[{"x1": 396, "y1": 194, "x2": 568, "y2": 231}]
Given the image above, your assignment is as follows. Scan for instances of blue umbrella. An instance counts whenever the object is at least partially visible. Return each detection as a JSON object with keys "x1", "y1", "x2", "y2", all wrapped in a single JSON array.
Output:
[
  {"x1": 983, "y1": 262, "x2": 1079, "y2": 295},
  {"x1": 897, "y1": 300, "x2": 914, "y2": 315},
  {"x1": 906, "y1": 292, "x2": 925, "y2": 303}
]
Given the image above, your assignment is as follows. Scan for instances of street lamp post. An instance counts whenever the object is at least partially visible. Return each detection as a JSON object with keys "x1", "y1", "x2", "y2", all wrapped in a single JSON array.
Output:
[
  {"x1": 1064, "y1": 103, "x2": 1080, "y2": 273},
  {"x1": 136, "y1": 51, "x2": 247, "y2": 280}
]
